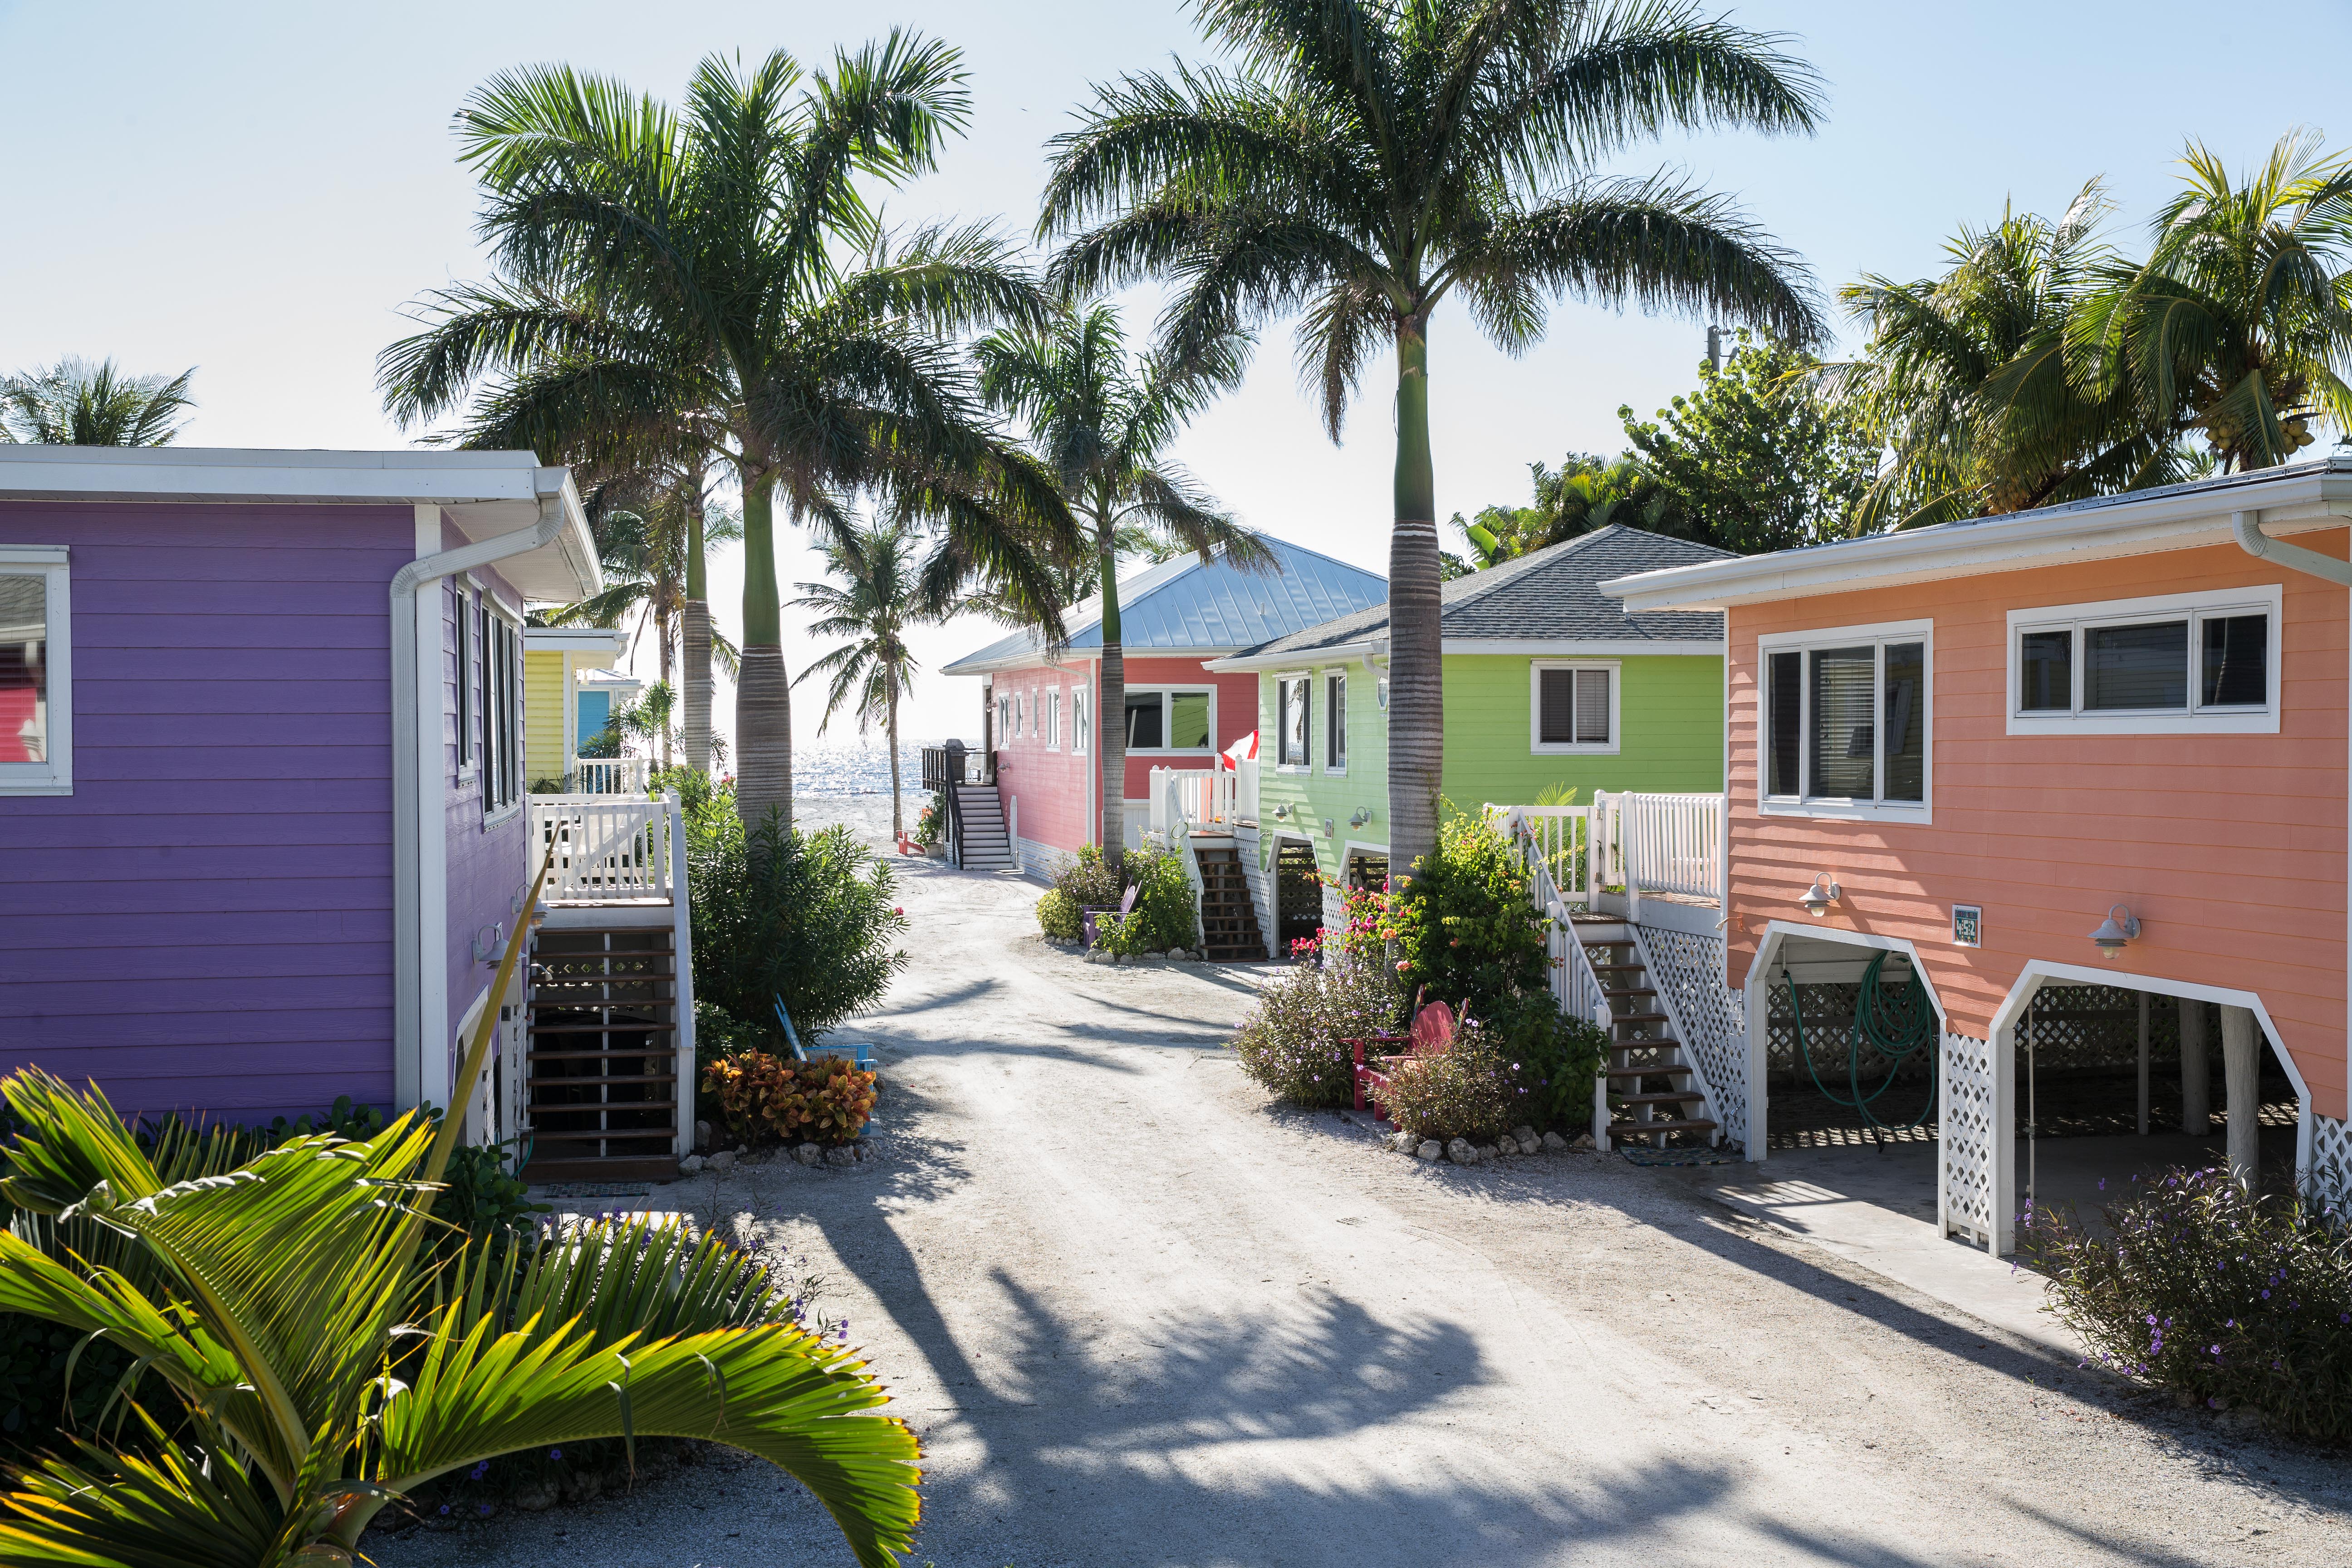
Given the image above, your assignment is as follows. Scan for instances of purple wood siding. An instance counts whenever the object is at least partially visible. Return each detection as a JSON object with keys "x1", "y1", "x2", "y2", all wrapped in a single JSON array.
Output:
[
  {"x1": 440, "y1": 535, "x2": 530, "y2": 1094},
  {"x1": 0, "y1": 500, "x2": 408, "y2": 1123}
]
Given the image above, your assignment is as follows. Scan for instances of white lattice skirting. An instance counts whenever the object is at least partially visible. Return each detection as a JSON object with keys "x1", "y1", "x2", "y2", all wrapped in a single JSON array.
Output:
[
  {"x1": 2310, "y1": 1114, "x2": 2352, "y2": 1215},
  {"x1": 1941, "y1": 1031, "x2": 1998, "y2": 1246},
  {"x1": 1637, "y1": 926, "x2": 1747, "y2": 1152}
]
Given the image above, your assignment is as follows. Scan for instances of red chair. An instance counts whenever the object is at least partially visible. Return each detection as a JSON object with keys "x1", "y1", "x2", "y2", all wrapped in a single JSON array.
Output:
[{"x1": 1348, "y1": 991, "x2": 1457, "y2": 1119}]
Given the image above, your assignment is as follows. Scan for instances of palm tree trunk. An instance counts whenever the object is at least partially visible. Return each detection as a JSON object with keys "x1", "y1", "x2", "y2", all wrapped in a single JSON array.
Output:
[
  {"x1": 656, "y1": 599, "x2": 675, "y2": 772},
  {"x1": 887, "y1": 667, "x2": 904, "y2": 841},
  {"x1": 682, "y1": 461, "x2": 714, "y2": 776},
  {"x1": 1387, "y1": 317, "x2": 1442, "y2": 877},
  {"x1": 1096, "y1": 528, "x2": 1126, "y2": 877},
  {"x1": 736, "y1": 471, "x2": 791, "y2": 832}
]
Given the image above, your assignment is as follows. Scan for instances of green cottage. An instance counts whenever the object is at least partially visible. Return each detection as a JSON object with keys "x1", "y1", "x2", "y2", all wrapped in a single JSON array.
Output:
[{"x1": 1206, "y1": 524, "x2": 1731, "y2": 944}]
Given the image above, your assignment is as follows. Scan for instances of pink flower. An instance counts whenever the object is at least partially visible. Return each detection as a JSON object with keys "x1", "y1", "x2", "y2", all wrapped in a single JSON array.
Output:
[
  {"x1": 1395, "y1": 960, "x2": 1409, "y2": 973},
  {"x1": 893, "y1": 907, "x2": 904, "y2": 916}
]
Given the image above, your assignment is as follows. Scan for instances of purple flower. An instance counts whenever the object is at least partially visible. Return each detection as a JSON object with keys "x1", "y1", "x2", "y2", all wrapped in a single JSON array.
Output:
[
  {"x1": 470, "y1": 1461, "x2": 489, "y2": 1481},
  {"x1": 548, "y1": 1448, "x2": 563, "y2": 1460},
  {"x1": 439, "y1": 1505, "x2": 451, "y2": 1517},
  {"x1": 479, "y1": 1504, "x2": 493, "y2": 1517}
]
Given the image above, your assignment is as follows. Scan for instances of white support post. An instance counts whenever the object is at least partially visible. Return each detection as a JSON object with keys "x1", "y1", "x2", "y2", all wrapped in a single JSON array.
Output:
[
  {"x1": 2181, "y1": 997, "x2": 2211, "y2": 1136},
  {"x1": 670, "y1": 790, "x2": 696, "y2": 1159},
  {"x1": 2136, "y1": 991, "x2": 2151, "y2": 1137},
  {"x1": 2221, "y1": 1005, "x2": 2262, "y2": 1190}
]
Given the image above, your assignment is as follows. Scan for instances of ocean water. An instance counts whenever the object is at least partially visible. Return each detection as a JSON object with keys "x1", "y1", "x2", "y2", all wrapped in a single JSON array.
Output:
[{"x1": 789, "y1": 739, "x2": 936, "y2": 851}]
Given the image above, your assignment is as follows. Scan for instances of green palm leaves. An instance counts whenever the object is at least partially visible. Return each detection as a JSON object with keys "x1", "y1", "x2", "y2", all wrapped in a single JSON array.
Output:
[
  {"x1": 0, "y1": 1072, "x2": 920, "y2": 1568},
  {"x1": 791, "y1": 518, "x2": 928, "y2": 838},
  {"x1": 0, "y1": 359, "x2": 194, "y2": 446}
]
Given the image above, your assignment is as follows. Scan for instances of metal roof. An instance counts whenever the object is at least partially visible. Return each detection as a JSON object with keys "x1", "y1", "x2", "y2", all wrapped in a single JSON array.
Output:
[
  {"x1": 941, "y1": 534, "x2": 1387, "y2": 675},
  {"x1": 1215, "y1": 525, "x2": 1730, "y2": 664}
]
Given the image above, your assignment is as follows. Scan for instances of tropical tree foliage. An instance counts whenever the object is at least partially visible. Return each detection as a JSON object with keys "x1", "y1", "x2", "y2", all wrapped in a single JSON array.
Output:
[
  {"x1": 789, "y1": 516, "x2": 931, "y2": 839},
  {"x1": 381, "y1": 39, "x2": 1077, "y2": 831},
  {"x1": 975, "y1": 301, "x2": 1267, "y2": 869},
  {"x1": 1621, "y1": 328, "x2": 1879, "y2": 552},
  {"x1": 0, "y1": 893, "x2": 919, "y2": 1566},
  {"x1": 1039, "y1": 0, "x2": 1825, "y2": 870},
  {"x1": 1449, "y1": 451, "x2": 1680, "y2": 567},
  {"x1": 0, "y1": 358, "x2": 194, "y2": 446}
]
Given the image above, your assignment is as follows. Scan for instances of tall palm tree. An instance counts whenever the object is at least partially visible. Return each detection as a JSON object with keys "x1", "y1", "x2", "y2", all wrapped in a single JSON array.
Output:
[
  {"x1": 0, "y1": 357, "x2": 194, "y2": 445},
  {"x1": 790, "y1": 517, "x2": 927, "y2": 839},
  {"x1": 381, "y1": 40, "x2": 1075, "y2": 832},
  {"x1": 2078, "y1": 131, "x2": 2352, "y2": 474},
  {"x1": 975, "y1": 302, "x2": 1269, "y2": 871},
  {"x1": 1039, "y1": 0, "x2": 1825, "y2": 872}
]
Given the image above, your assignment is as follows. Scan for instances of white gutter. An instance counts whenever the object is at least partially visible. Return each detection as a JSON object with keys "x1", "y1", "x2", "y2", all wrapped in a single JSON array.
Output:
[
  {"x1": 2232, "y1": 508, "x2": 2352, "y2": 586},
  {"x1": 389, "y1": 476, "x2": 570, "y2": 1112}
]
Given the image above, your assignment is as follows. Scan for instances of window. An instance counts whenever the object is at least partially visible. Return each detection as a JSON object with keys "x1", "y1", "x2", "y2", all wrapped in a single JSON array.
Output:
[
  {"x1": 0, "y1": 547, "x2": 69, "y2": 794},
  {"x1": 995, "y1": 692, "x2": 1011, "y2": 744},
  {"x1": 1325, "y1": 672, "x2": 1346, "y2": 771},
  {"x1": 1529, "y1": 662, "x2": 1617, "y2": 753},
  {"x1": 1124, "y1": 687, "x2": 1215, "y2": 752},
  {"x1": 1045, "y1": 689, "x2": 1061, "y2": 750},
  {"x1": 454, "y1": 584, "x2": 477, "y2": 778},
  {"x1": 2004, "y1": 586, "x2": 2280, "y2": 735},
  {"x1": 1072, "y1": 686, "x2": 1089, "y2": 754},
  {"x1": 1759, "y1": 620, "x2": 1931, "y2": 820},
  {"x1": 1276, "y1": 676, "x2": 1309, "y2": 767},
  {"x1": 483, "y1": 611, "x2": 522, "y2": 816}
]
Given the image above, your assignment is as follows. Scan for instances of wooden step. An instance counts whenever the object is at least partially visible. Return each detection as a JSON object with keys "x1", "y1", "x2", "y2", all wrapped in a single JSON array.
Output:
[
  {"x1": 531, "y1": 1099, "x2": 681, "y2": 1116},
  {"x1": 1612, "y1": 1089, "x2": 1706, "y2": 1107},
  {"x1": 1602, "y1": 987, "x2": 1657, "y2": 1000},
  {"x1": 1605, "y1": 1012, "x2": 1671, "y2": 1028},
  {"x1": 1605, "y1": 1063, "x2": 1693, "y2": 1080},
  {"x1": 521, "y1": 1156, "x2": 680, "y2": 1183},
  {"x1": 529, "y1": 1022, "x2": 679, "y2": 1036},
  {"x1": 1608, "y1": 1117, "x2": 1719, "y2": 1137}
]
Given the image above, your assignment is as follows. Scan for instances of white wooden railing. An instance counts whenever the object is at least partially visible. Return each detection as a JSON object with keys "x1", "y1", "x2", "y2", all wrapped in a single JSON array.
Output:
[
  {"x1": 529, "y1": 792, "x2": 680, "y2": 902},
  {"x1": 570, "y1": 755, "x2": 651, "y2": 795},
  {"x1": 1586, "y1": 791, "x2": 1726, "y2": 921},
  {"x1": 1147, "y1": 758, "x2": 1258, "y2": 838}
]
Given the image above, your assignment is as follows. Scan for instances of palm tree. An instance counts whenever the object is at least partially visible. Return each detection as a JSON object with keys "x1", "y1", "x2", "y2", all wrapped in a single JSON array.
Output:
[
  {"x1": 0, "y1": 357, "x2": 194, "y2": 445},
  {"x1": 381, "y1": 40, "x2": 1075, "y2": 832},
  {"x1": 2078, "y1": 132, "x2": 2352, "y2": 474},
  {"x1": 790, "y1": 517, "x2": 927, "y2": 839},
  {"x1": 975, "y1": 302, "x2": 1269, "y2": 870},
  {"x1": 1453, "y1": 451, "x2": 1678, "y2": 565},
  {"x1": 1039, "y1": 0, "x2": 1825, "y2": 872}
]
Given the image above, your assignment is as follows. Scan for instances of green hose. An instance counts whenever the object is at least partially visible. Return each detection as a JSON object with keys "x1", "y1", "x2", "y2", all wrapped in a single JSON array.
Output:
[{"x1": 1784, "y1": 951, "x2": 1938, "y2": 1133}]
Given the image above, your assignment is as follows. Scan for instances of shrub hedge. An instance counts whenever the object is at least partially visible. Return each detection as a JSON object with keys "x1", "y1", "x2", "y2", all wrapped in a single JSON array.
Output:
[{"x1": 1230, "y1": 960, "x2": 1406, "y2": 1107}]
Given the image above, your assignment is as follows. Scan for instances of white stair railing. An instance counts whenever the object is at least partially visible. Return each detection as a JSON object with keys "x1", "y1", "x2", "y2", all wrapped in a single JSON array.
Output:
[
  {"x1": 570, "y1": 755, "x2": 651, "y2": 795},
  {"x1": 530, "y1": 793, "x2": 676, "y2": 902},
  {"x1": 1587, "y1": 791, "x2": 1726, "y2": 915}
]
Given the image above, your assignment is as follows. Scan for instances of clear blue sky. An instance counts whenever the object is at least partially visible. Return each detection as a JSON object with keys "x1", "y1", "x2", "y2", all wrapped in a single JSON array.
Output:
[{"x1": 2, "y1": 0, "x2": 2343, "y2": 746}]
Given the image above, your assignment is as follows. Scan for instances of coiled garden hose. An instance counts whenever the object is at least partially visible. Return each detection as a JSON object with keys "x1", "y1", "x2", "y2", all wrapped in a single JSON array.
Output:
[{"x1": 1784, "y1": 950, "x2": 1938, "y2": 1141}]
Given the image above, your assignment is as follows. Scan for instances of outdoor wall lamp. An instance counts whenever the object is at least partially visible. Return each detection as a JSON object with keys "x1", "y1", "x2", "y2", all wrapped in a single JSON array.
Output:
[
  {"x1": 1798, "y1": 874, "x2": 1842, "y2": 917},
  {"x1": 1272, "y1": 803, "x2": 1293, "y2": 820},
  {"x1": 1348, "y1": 807, "x2": 1372, "y2": 828},
  {"x1": 2089, "y1": 903, "x2": 2141, "y2": 960},
  {"x1": 471, "y1": 922, "x2": 505, "y2": 964}
]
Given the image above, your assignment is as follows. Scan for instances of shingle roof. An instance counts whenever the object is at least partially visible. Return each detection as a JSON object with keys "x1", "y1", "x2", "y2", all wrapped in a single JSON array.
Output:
[
  {"x1": 941, "y1": 534, "x2": 1387, "y2": 674},
  {"x1": 1221, "y1": 524, "x2": 1730, "y2": 661}
]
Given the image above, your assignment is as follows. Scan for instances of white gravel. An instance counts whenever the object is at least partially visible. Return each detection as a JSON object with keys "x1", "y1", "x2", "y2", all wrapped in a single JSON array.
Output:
[{"x1": 374, "y1": 859, "x2": 2352, "y2": 1567}]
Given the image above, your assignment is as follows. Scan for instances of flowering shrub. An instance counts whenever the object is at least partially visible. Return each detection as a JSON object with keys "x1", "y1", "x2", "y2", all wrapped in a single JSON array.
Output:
[
  {"x1": 1487, "y1": 992, "x2": 1609, "y2": 1131},
  {"x1": 1093, "y1": 847, "x2": 1198, "y2": 955},
  {"x1": 914, "y1": 792, "x2": 945, "y2": 845},
  {"x1": 1379, "y1": 1024, "x2": 1514, "y2": 1142},
  {"x1": 1052, "y1": 843, "x2": 1125, "y2": 910},
  {"x1": 1385, "y1": 807, "x2": 1546, "y2": 1013},
  {"x1": 1230, "y1": 959, "x2": 1406, "y2": 1107},
  {"x1": 704, "y1": 1050, "x2": 879, "y2": 1147},
  {"x1": 2023, "y1": 1165, "x2": 2352, "y2": 1440},
  {"x1": 1290, "y1": 877, "x2": 1391, "y2": 968},
  {"x1": 1036, "y1": 888, "x2": 1082, "y2": 941}
]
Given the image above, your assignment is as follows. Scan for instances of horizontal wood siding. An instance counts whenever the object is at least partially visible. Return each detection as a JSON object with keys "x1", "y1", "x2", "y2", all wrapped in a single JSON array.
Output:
[
  {"x1": 1725, "y1": 534, "x2": 2348, "y2": 1115},
  {"x1": 1254, "y1": 664, "x2": 1388, "y2": 882},
  {"x1": 524, "y1": 647, "x2": 566, "y2": 787},
  {"x1": 1443, "y1": 652, "x2": 1724, "y2": 805},
  {"x1": 990, "y1": 658, "x2": 1098, "y2": 860},
  {"x1": 443, "y1": 551, "x2": 532, "y2": 1081},
  {"x1": 0, "y1": 501, "x2": 408, "y2": 1121}
]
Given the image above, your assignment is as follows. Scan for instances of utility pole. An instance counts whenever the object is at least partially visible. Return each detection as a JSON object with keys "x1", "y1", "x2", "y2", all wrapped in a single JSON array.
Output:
[{"x1": 1706, "y1": 324, "x2": 1724, "y2": 374}]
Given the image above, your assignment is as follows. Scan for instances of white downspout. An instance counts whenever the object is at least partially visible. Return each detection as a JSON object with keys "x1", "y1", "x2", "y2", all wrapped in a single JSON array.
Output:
[{"x1": 391, "y1": 481, "x2": 572, "y2": 1112}]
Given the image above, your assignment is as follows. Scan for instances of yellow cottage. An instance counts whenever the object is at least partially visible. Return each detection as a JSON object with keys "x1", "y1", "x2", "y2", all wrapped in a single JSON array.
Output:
[{"x1": 522, "y1": 627, "x2": 642, "y2": 791}]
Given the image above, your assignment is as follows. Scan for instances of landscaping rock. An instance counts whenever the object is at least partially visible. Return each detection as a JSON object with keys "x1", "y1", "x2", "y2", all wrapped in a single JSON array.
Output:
[
  {"x1": 1488, "y1": 1138, "x2": 1511, "y2": 1156},
  {"x1": 678, "y1": 1154, "x2": 705, "y2": 1175},
  {"x1": 1416, "y1": 1140, "x2": 1442, "y2": 1161},
  {"x1": 1478, "y1": 1142, "x2": 1503, "y2": 1160},
  {"x1": 1541, "y1": 1131, "x2": 1568, "y2": 1152},
  {"x1": 695, "y1": 1119, "x2": 713, "y2": 1150},
  {"x1": 1571, "y1": 1132, "x2": 1596, "y2": 1150},
  {"x1": 509, "y1": 1480, "x2": 560, "y2": 1513},
  {"x1": 1515, "y1": 1132, "x2": 1542, "y2": 1155},
  {"x1": 1445, "y1": 1137, "x2": 1479, "y2": 1166},
  {"x1": 794, "y1": 1142, "x2": 822, "y2": 1166},
  {"x1": 1390, "y1": 1129, "x2": 1419, "y2": 1154},
  {"x1": 823, "y1": 1145, "x2": 858, "y2": 1169},
  {"x1": 707, "y1": 1150, "x2": 735, "y2": 1173}
]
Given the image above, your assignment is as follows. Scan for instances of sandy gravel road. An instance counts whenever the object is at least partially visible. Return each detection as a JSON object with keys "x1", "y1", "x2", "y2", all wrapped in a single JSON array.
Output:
[{"x1": 379, "y1": 858, "x2": 2352, "y2": 1568}]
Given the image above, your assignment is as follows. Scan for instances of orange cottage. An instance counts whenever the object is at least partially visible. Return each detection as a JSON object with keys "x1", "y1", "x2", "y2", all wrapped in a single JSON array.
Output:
[{"x1": 1604, "y1": 456, "x2": 2352, "y2": 1252}]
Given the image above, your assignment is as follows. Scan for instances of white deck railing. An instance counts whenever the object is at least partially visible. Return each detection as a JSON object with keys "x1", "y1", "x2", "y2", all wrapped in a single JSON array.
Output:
[
  {"x1": 570, "y1": 756, "x2": 651, "y2": 795},
  {"x1": 529, "y1": 792, "x2": 681, "y2": 903},
  {"x1": 1147, "y1": 759, "x2": 1258, "y2": 838},
  {"x1": 1589, "y1": 791, "x2": 1726, "y2": 920}
]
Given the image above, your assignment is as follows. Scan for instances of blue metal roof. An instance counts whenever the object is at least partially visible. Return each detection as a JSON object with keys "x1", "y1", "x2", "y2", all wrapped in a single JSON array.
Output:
[{"x1": 942, "y1": 535, "x2": 1386, "y2": 674}]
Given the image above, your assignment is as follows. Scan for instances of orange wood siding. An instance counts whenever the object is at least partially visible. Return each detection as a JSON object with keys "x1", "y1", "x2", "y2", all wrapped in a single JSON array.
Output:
[{"x1": 1725, "y1": 532, "x2": 2349, "y2": 1116}]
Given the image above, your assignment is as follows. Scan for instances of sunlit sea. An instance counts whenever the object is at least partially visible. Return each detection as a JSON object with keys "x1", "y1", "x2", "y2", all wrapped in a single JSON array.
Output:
[{"x1": 787, "y1": 739, "x2": 937, "y2": 852}]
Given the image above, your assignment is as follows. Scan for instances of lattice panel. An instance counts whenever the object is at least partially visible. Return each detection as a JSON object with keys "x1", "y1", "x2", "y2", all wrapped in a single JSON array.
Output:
[
  {"x1": 1637, "y1": 927, "x2": 1747, "y2": 1152},
  {"x1": 2311, "y1": 1114, "x2": 2352, "y2": 1216},
  {"x1": 2021, "y1": 985, "x2": 2181, "y2": 1073},
  {"x1": 1941, "y1": 1031, "x2": 1997, "y2": 1243}
]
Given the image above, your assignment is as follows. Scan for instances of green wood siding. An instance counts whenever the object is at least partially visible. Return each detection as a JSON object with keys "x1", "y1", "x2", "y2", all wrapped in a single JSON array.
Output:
[{"x1": 1250, "y1": 652, "x2": 1721, "y2": 882}]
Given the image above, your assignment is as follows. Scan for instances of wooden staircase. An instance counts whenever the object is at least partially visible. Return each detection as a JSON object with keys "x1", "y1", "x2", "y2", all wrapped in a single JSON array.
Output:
[
  {"x1": 1577, "y1": 916, "x2": 1718, "y2": 1149},
  {"x1": 951, "y1": 784, "x2": 1014, "y2": 872},
  {"x1": 522, "y1": 926, "x2": 682, "y2": 1181},
  {"x1": 1192, "y1": 843, "x2": 1266, "y2": 960}
]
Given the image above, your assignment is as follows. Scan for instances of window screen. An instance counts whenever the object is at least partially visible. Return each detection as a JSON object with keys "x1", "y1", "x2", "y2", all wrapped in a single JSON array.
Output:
[
  {"x1": 1168, "y1": 690, "x2": 1211, "y2": 749},
  {"x1": 1808, "y1": 646, "x2": 1876, "y2": 799},
  {"x1": 2018, "y1": 628, "x2": 2071, "y2": 711},
  {"x1": 1326, "y1": 674, "x2": 1346, "y2": 767},
  {"x1": 1767, "y1": 651, "x2": 1800, "y2": 796},
  {"x1": 2084, "y1": 621, "x2": 2187, "y2": 710},
  {"x1": 1279, "y1": 680, "x2": 1308, "y2": 764},
  {"x1": 1538, "y1": 669, "x2": 1575, "y2": 744},
  {"x1": 1883, "y1": 642, "x2": 1925, "y2": 803},
  {"x1": 2201, "y1": 614, "x2": 2267, "y2": 707},
  {"x1": 1574, "y1": 668, "x2": 1610, "y2": 743},
  {"x1": 0, "y1": 575, "x2": 46, "y2": 765}
]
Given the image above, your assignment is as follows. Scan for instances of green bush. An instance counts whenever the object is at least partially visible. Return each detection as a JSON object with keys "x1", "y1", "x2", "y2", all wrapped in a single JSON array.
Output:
[
  {"x1": 1036, "y1": 889, "x2": 1082, "y2": 941},
  {"x1": 687, "y1": 800, "x2": 910, "y2": 1046},
  {"x1": 1230, "y1": 960, "x2": 1406, "y2": 1107},
  {"x1": 1386, "y1": 806, "x2": 1546, "y2": 1013},
  {"x1": 1379, "y1": 1026, "x2": 1515, "y2": 1142},
  {"x1": 1052, "y1": 843, "x2": 1125, "y2": 910},
  {"x1": 1093, "y1": 847, "x2": 1198, "y2": 956},
  {"x1": 2024, "y1": 1165, "x2": 2352, "y2": 1441},
  {"x1": 1484, "y1": 993, "x2": 1608, "y2": 1133},
  {"x1": 914, "y1": 791, "x2": 946, "y2": 845}
]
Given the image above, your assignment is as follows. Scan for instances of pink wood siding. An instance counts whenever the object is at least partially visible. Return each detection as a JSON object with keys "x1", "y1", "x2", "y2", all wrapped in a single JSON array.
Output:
[{"x1": 1725, "y1": 531, "x2": 2348, "y2": 1116}]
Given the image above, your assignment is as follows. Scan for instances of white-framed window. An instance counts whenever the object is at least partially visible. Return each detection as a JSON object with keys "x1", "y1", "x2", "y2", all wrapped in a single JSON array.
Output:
[
  {"x1": 453, "y1": 581, "x2": 478, "y2": 780},
  {"x1": 2005, "y1": 585, "x2": 2282, "y2": 735},
  {"x1": 995, "y1": 691, "x2": 1011, "y2": 744},
  {"x1": 0, "y1": 546, "x2": 70, "y2": 795},
  {"x1": 1045, "y1": 689, "x2": 1062, "y2": 750},
  {"x1": 1324, "y1": 671, "x2": 1347, "y2": 772},
  {"x1": 1529, "y1": 661, "x2": 1619, "y2": 754},
  {"x1": 1124, "y1": 686, "x2": 1215, "y2": 753},
  {"x1": 1759, "y1": 618, "x2": 1931, "y2": 822},
  {"x1": 1274, "y1": 675, "x2": 1310, "y2": 768},
  {"x1": 1072, "y1": 685, "x2": 1090, "y2": 754},
  {"x1": 483, "y1": 607, "x2": 523, "y2": 818}
]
